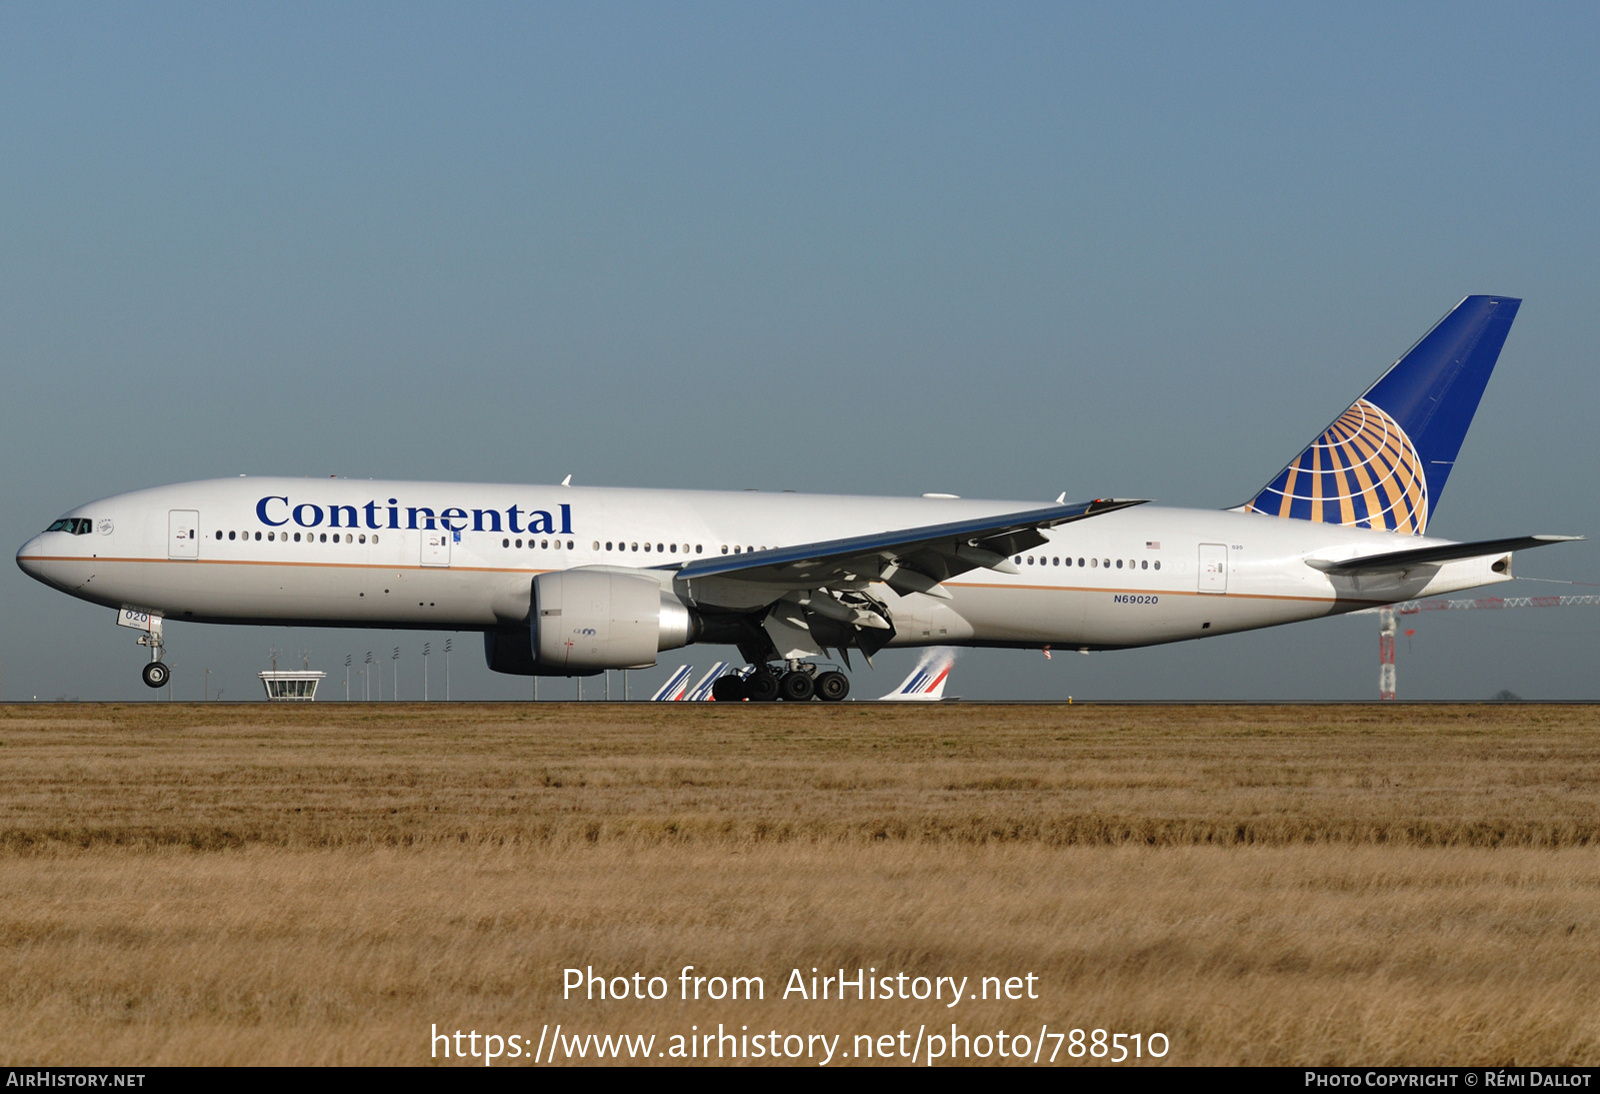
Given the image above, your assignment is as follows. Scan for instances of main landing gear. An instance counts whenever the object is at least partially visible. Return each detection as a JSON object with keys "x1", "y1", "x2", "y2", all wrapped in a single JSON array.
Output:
[{"x1": 712, "y1": 662, "x2": 850, "y2": 703}]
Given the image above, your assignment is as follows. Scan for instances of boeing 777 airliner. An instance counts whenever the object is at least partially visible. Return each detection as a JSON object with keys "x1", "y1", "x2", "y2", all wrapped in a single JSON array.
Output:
[{"x1": 17, "y1": 296, "x2": 1579, "y2": 700}]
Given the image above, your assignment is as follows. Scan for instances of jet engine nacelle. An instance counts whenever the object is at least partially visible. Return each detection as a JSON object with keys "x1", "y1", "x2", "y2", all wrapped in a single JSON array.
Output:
[{"x1": 531, "y1": 569, "x2": 698, "y2": 671}]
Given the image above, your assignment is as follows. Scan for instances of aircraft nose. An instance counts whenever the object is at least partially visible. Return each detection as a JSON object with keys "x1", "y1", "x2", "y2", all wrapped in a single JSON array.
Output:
[
  {"x1": 16, "y1": 535, "x2": 61, "y2": 588},
  {"x1": 17, "y1": 535, "x2": 43, "y2": 577}
]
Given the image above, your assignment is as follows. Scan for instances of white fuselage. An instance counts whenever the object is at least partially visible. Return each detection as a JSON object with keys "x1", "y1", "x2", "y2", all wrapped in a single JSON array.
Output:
[{"x1": 16, "y1": 477, "x2": 1513, "y2": 655}]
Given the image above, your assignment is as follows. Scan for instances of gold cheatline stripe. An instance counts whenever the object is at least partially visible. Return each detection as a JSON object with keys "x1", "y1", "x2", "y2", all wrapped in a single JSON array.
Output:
[
  {"x1": 19, "y1": 554, "x2": 556, "y2": 575},
  {"x1": 22, "y1": 556, "x2": 1347, "y2": 606}
]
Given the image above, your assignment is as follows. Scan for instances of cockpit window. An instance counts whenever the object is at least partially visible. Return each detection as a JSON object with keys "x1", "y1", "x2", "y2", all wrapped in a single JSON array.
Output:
[{"x1": 46, "y1": 518, "x2": 93, "y2": 535}]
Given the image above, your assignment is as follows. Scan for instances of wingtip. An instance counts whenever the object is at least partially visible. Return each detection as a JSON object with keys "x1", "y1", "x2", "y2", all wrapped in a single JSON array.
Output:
[{"x1": 1084, "y1": 497, "x2": 1151, "y2": 513}]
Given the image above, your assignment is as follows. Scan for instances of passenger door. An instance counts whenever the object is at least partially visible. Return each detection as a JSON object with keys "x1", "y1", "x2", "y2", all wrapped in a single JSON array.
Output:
[
  {"x1": 1197, "y1": 543, "x2": 1227, "y2": 593},
  {"x1": 421, "y1": 529, "x2": 452, "y2": 567},
  {"x1": 168, "y1": 510, "x2": 199, "y2": 560}
]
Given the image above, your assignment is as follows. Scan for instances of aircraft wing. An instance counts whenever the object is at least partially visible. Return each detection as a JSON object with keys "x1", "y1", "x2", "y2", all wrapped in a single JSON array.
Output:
[
  {"x1": 1306, "y1": 534, "x2": 1583, "y2": 577},
  {"x1": 669, "y1": 496, "x2": 1145, "y2": 596}
]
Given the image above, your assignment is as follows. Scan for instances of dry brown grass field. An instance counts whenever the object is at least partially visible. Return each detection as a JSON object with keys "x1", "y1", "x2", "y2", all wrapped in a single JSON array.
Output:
[{"x1": 0, "y1": 701, "x2": 1596, "y2": 1066}]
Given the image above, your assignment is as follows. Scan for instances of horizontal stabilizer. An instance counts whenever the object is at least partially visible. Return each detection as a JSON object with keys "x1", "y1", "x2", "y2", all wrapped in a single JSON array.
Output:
[{"x1": 1306, "y1": 534, "x2": 1582, "y2": 576}]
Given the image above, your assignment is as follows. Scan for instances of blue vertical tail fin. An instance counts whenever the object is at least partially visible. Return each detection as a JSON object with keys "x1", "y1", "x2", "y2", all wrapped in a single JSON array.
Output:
[{"x1": 1238, "y1": 295, "x2": 1520, "y2": 534}]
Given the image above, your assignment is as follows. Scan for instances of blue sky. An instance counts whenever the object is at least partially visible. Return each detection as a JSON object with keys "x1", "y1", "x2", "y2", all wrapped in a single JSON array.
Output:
[{"x1": 5, "y1": 2, "x2": 1597, "y2": 701}]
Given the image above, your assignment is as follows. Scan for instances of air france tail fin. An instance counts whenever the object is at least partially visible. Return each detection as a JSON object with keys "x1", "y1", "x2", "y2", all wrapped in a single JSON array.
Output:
[
  {"x1": 1238, "y1": 296, "x2": 1520, "y2": 534},
  {"x1": 879, "y1": 649, "x2": 955, "y2": 701},
  {"x1": 685, "y1": 662, "x2": 730, "y2": 701},
  {"x1": 651, "y1": 665, "x2": 694, "y2": 701}
]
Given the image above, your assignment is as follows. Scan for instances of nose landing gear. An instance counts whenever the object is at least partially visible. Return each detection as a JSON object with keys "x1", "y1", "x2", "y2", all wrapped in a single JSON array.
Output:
[{"x1": 120, "y1": 611, "x2": 170, "y2": 689}]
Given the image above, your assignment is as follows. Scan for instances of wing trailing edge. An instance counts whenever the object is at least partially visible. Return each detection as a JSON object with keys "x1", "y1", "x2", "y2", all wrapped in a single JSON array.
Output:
[
  {"x1": 672, "y1": 496, "x2": 1147, "y2": 591},
  {"x1": 668, "y1": 495, "x2": 1146, "y2": 667}
]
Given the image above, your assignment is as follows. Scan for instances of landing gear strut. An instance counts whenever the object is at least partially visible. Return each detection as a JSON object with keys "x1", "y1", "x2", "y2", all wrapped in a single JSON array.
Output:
[{"x1": 127, "y1": 613, "x2": 169, "y2": 689}]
